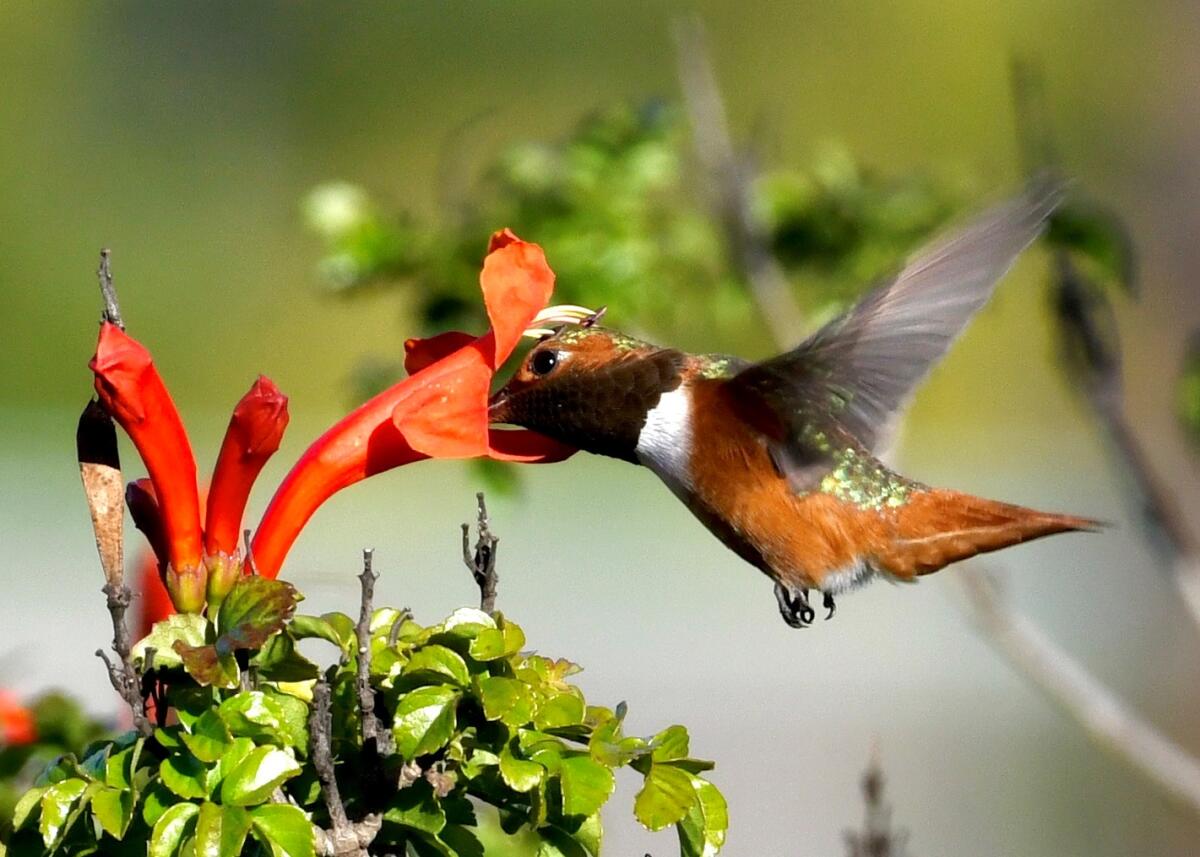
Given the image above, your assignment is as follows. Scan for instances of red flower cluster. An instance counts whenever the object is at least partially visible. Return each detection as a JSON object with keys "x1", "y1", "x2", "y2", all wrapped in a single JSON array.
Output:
[
  {"x1": 0, "y1": 690, "x2": 36, "y2": 747},
  {"x1": 93, "y1": 230, "x2": 574, "y2": 621}
]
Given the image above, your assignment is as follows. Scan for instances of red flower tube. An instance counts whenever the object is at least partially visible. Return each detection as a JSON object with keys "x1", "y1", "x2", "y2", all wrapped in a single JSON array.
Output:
[
  {"x1": 205, "y1": 375, "x2": 289, "y2": 558},
  {"x1": 251, "y1": 230, "x2": 574, "y2": 579},
  {"x1": 90, "y1": 323, "x2": 205, "y2": 611},
  {"x1": 0, "y1": 690, "x2": 36, "y2": 747}
]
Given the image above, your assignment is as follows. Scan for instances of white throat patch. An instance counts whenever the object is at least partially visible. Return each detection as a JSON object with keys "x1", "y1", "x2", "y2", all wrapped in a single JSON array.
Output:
[{"x1": 635, "y1": 387, "x2": 694, "y2": 492}]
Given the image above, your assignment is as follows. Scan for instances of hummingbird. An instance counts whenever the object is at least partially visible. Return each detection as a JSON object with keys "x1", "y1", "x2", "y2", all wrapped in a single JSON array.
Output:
[{"x1": 488, "y1": 182, "x2": 1098, "y2": 627}]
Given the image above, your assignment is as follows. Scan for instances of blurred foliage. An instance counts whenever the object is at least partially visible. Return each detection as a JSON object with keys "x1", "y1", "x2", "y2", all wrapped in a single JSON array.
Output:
[
  {"x1": 1046, "y1": 196, "x2": 1137, "y2": 295},
  {"x1": 3, "y1": 576, "x2": 725, "y2": 856},
  {"x1": 1179, "y1": 336, "x2": 1200, "y2": 449},
  {"x1": 0, "y1": 693, "x2": 108, "y2": 843}
]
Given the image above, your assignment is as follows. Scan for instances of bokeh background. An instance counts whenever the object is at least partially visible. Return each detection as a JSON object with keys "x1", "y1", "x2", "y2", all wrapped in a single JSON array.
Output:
[{"x1": 3, "y1": 2, "x2": 1200, "y2": 855}]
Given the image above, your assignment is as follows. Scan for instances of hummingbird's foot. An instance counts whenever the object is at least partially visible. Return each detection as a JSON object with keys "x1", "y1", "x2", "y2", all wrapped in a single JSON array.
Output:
[
  {"x1": 774, "y1": 582, "x2": 815, "y2": 628},
  {"x1": 823, "y1": 591, "x2": 836, "y2": 621}
]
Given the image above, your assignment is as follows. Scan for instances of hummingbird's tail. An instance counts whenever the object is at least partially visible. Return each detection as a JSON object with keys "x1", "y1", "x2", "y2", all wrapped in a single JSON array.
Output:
[{"x1": 877, "y1": 489, "x2": 1101, "y2": 578}]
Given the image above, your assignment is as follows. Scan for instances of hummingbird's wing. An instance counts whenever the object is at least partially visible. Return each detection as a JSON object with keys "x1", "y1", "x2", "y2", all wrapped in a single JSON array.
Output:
[{"x1": 724, "y1": 179, "x2": 1062, "y2": 491}]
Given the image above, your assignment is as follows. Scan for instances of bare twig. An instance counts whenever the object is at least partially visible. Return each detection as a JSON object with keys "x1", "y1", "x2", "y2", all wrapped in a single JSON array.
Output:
[
  {"x1": 310, "y1": 677, "x2": 381, "y2": 857},
  {"x1": 462, "y1": 492, "x2": 499, "y2": 613},
  {"x1": 355, "y1": 549, "x2": 393, "y2": 756},
  {"x1": 843, "y1": 750, "x2": 910, "y2": 857},
  {"x1": 962, "y1": 570, "x2": 1200, "y2": 815},
  {"x1": 96, "y1": 583, "x2": 151, "y2": 736},
  {"x1": 97, "y1": 249, "x2": 124, "y2": 329},
  {"x1": 672, "y1": 16, "x2": 805, "y2": 346}
]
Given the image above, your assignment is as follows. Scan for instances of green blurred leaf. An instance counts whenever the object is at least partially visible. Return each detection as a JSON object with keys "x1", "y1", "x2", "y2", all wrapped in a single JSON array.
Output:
[
  {"x1": 38, "y1": 778, "x2": 90, "y2": 849},
  {"x1": 181, "y1": 711, "x2": 233, "y2": 764},
  {"x1": 160, "y1": 753, "x2": 210, "y2": 800},
  {"x1": 249, "y1": 804, "x2": 315, "y2": 857},
  {"x1": 91, "y1": 786, "x2": 135, "y2": 839},
  {"x1": 252, "y1": 632, "x2": 320, "y2": 682},
  {"x1": 477, "y1": 677, "x2": 535, "y2": 727},
  {"x1": 651, "y1": 725, "x2": 689, "y2": 762},
  {"x1": 533, "y1": 690, "x2": 585, "y2": 731},
  {"x1": 1048, "y1": 200, "x2": 1136, "y2": 293},
  {"x1": 499, "y1": 745, "x2": 544, "y2": 793},
  {"x1": 384, "y1": 780, "x2": 446, "y2": 835},
  {"x1": 634, "y1": 763, "x2": 696, "y2": 831},
  {"x1": 468, "y1": 618, "x2": 526, "y2": 661},
  {"x1": 149, "y1": 802, "x2": 199, "y2": 857},
  {"x1": 438, "y1": 823, "x2": 485, "y2": 857},
  {"x1": 392, "y1": 687, "x2": 460, "y2": 758},
  {"x1": 11, "y1": 786, "x2": 45, "y2": 831},
  {"x1": 1178, "y1": 336, "x2": 1200, "y2": 449},
  {"x1": 219, "y1": 691, "x2": 307, "y2": 750},
  {"x1": 219, "y1": 747, "x2": 301, "y2": 807}
]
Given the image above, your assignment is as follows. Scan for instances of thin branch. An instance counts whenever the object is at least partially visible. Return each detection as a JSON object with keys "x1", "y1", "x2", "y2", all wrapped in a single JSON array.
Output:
[
  {"x1": 96, "y1": 583, "x2": 151, "y2": 736},
  {"x1": 97, "y1": 249, "x2": 124, "y2": 329},
  {"x1": 310, "y1": 676, "x2": 381, "y2": 857},
  {"x1": 961, "y1": 569, "x2": 1200, "y2": 815},
  {"x1": 461, "y1": 492, "x2": 499, "y2": 613},
  {"x1": 355, "y1": 549, "x2": 393, "y2": 756},
  {"x1": 843, "y1": 750, "x2": 910, "y2": 857},
  {"x1": 672, "y1": 16, "x2": 805, "y2": 346}
]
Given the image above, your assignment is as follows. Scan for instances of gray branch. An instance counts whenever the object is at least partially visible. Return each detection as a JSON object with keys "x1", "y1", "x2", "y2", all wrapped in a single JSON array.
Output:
[{"x1": 462, "y1": 492, "x2": 499, "y2": 613}]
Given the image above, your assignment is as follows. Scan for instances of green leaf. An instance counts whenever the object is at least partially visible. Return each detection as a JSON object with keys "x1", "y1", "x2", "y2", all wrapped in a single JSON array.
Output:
[
  {"x1": 587, "y1": 717, "x2": 648, "y2": 767},
  {"x1": 252, "y1": 632, "x2": 320, "y2": 682},
  {"x1": 477, "y1": 677, "x2": 535, "y2": 727},
  {"x1": 1048, "y1": 200, "x2": 1136, "y2": 292},
  {"x1": 219, "y1": 691, "x2": 307, "y2": 750},
  {"x1": 676, "y1": 777, "x2": 728, "y2": 857},
  {"x1": 403, "y1": 645, "x2": 470, "y2": 687},
  {"x1": 467, "y1": 618, "x2": 525, "y2": 661},
  {"x1": 149, "y1": 802, "x2": 200, "y2": 857},
  {"x1": 534, "y1": 826, "x2": 591, "y2": 857},
  {"x1": 132, "y1": 613, "x2": 209, "y2": 670},
  {"x1": 288, "y1": 613, "x2": 353, "y2": 653},
  {"x1": 182, "y1": 711, "x2": 233, "y2": 764},
  {"x1": 173, "y1": 642, "x2": 240, "y2": 689},
  {"x1": 634, "y1": 763, "x2": 697, "y2": 831},
  {"x1": 141, "y1": 781, "x2": 174, "y2": 828},
  {"x1": 1179, "y1": 336, "x2": 1200, "y2": 449},
  {"x1": 533, "y1": 690, "x2": 585, "y2": 730},
  {"x1": 160, "y1": 753, "x2": 211, "y2": 800},
  {"x1": 499, "y1": 745, "x2": 544, "y2": 793},
  {"x1": 438, "y1": 823, "x2": 485, "y2": 857},
  {"x1": 219, "y1": 747, "x2": 301, "y2": 807},
  {"x1": 11, "y1": 786, "x2": 46, "y2": 831},
  {"x1": 38, "y1": 778, "x2": 90, "y2": 849},
  {"x1": 215, "y1": 576, "x2": 300, "y2": 653},
  {"x1": 392, "y1": 686, "x2": 460, "y2": 758},
  {"x1": 384, "y1": 780, "x2": 446, "y2": 834},
  {"x1": 574, "y1": 813, "x2": 602, "y2": 856},
  {"x1": 104, "y1": 737, "x2": 145, "y2": 789},
  {"x1": 194, "y1": 801, "x2": 252, "y2": 857},
  {"x1": 439, "y1": 608, "x2": 496, "y2": 638},
  {"x1": 651, "y1": 725, "x2": 689, "y2": 762},
  {"x1": 91, "y1": 786, "x2": 135, "y2": 839},
  {"x1": 249, "y1": 804, "x2": 315, "y2": 857},
  {"x1": 557, "y1": 756, "x2": 614, "y2": 818}
]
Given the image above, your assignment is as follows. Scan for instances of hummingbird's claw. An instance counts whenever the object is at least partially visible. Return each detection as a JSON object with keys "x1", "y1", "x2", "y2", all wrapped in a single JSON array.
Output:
[
  {"x1": 774, "y1": 582, "x2": 815, "y2": 628},
  {"x1": 823, "y1": 592, "x2": 836, "y2": 621}
]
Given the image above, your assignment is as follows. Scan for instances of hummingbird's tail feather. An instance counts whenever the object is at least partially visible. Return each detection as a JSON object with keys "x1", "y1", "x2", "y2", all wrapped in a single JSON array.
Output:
[{"x1": 878, "y1": 490, "x2": 1100, "y2": 578}]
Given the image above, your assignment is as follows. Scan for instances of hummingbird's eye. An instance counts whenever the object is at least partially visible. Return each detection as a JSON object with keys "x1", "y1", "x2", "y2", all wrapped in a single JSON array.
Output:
[{"x1": 530, "y1": 349, "x2": 559, "y2": 377}]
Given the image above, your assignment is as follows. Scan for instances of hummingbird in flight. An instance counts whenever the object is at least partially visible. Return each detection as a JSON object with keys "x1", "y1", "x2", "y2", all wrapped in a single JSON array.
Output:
[{"x1": 489, "y1": 182, "x2": 1098, "y2": 628}]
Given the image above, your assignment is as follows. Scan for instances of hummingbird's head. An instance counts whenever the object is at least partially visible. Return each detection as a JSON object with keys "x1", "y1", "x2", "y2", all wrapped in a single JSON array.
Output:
[{"x1": 488, "y1": 325, "x2": 685, "y2": 462}]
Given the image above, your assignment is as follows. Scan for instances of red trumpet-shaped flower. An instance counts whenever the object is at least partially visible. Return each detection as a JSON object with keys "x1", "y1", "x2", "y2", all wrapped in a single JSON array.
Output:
[
  {"x1": 95, "y1": 228, "x2": 575, "y2": 612},
  {"x1": 251, "y1": 229, "x2": 574, "y2": 577},
  {"x1": 0, "y1": 690, "x2": 36, "y2": 747}
]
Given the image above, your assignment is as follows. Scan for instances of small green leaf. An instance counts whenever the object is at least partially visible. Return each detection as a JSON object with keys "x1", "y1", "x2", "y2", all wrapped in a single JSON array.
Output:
[
  {"x1": 557, "y1": 756, "x2": 614, "y2": 818},
  {"x1": 676, "y1": 777, "x2": 728, "y2": 857},
  {"x1": 38, "y1": 778, "x2": 90, "y2": 849},
  {"x1": 160, "y1": 753, "x2": 211, "y2": 800},
  {"x1": 91, "y1": 786, "x2": 135, "y2": 839},
  {"x1": 288, "y1": 614, "x2": 353, "y2": 653},
  {"x1": 651, "y1": 725, "x2": 689, "y2": 762},
  {"x1": 499, "y1": 745, "x2": 544, "y2": 793},
  {"x1": 534, "y1": 690, "x2": 585, "y2": 730},
  {"x1": 173, "y1": 642, "x2": 240, "y2": 689},
  {"x1": 252, "y1": 632, "x2": 320, "y2": 682},
  {"x1": 141, "y1": 781, "x2": 174, "y2": 827},
  {"x1": 1178, "y1": 336, "x2": 1200, "y2": 449},
  {"x1": 104, "y1": 738, "x2": 145, "y2": 789},
  {"x1": 149, "y1": 802, "x2": 200, "y2": 857},
  {"x1": 194, "y1": 801, "x2": 252, "y2": 857},
  {"x1": 477, "y1": 677, "x2": 535, "y2": 726},
  {"x1": 441, "y1": 608, "x2": 496, "y2": 636},
  {"x1": 215, "y1": 576, "x2": 300, "y2": 652},
  {"x1": 588, "y1": 717, "x2": 648, "y2": 767},
  {"x1": 133, "y1": 613, "x2": 208, "y2": 670},
  {"x1": 250, "y1": 804, "x2": 315, "y2": 857},
  {"x1": 634, "y1": 763, "x2": 697, "y2": 831},
  {"x1": 439, "y1": 823, "x2": 485, "y2": 857},
  {"x1": 534, "y1": 826, "x2": 591, "y2": 857},
  {"x1": 11, "y1": 786, "x2": 46, "y2": 830},
  {"x1": 219, "y1": 691, "x2": 307, "y2": 749},
  {"x1": 392, "y1": 686, "x2": 460, "y2": 758},
  {"x1": 219, "y1": 747, "x2": 301, "y2": 807},
  {"x1": 467, "y1": 618, "x2": 525, "y2": 661},
  {"x1": 384, "y1": 780, "x2": 446, "y2": 834},
  {"x1": 182, "y1": 711, "x2": 233, "y2": 764},
  {"x1": 403, "y1": 645, "x2": 470, "y2": 687}
]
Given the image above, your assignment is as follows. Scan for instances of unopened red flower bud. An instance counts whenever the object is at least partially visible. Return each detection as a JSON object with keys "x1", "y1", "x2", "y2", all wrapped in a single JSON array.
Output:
[{"x1": 126, "y1": 478, "x2": 168, "y2": 570}]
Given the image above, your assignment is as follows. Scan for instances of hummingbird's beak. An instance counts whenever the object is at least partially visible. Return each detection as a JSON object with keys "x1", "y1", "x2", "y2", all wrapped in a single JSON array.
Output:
[{"x1": 487, "y1": 388, "x2": 511, "y2": 424}]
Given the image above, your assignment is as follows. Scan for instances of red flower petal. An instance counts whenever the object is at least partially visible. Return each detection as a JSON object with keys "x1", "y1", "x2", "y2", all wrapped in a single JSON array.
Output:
[
  {"x1": 486, "y1": 428, "x2": 577, "y2": 463},
  {"x1": 205, "y1": 376, "x2": 289, "y2": 557},
  {"x1": 0, "y1": 690, "x2": 36, "y2": 746},
  {"x1": 126, "y1": 478, "x2": 167, "y2": 570},
  {"x1": 480, "y1": 234, "x2": 555, "y2": 368},
  {"x1": 90, "y1": 323, "x2": 203, "y2": 575},
  {"x1": 405, "y1": 332, "x2": 477, "y2": 376}
]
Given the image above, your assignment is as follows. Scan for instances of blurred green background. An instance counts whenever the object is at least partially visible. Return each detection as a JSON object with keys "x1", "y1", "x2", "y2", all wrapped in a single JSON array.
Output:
[{"x1": 2, "y1": 2, "x2": 1199, "y2": 854}]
